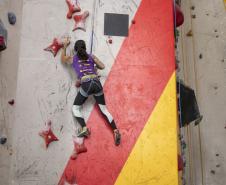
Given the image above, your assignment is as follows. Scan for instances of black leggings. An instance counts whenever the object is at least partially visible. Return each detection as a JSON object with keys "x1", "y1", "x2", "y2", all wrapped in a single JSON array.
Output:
[{"x1": 72, "y1": 79, "x2": 117, "y2": 130}]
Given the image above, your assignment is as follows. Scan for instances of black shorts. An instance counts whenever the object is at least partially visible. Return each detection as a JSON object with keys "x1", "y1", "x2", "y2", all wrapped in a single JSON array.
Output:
[{"x1": 79, "y1": 79, "x2": 103, "y2": 97}]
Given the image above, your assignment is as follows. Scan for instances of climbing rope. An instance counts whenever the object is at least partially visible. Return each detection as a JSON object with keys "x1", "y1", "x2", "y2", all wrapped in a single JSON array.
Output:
[{"x1": 90, "y1": 0, "x2": 97, "y2": 54}]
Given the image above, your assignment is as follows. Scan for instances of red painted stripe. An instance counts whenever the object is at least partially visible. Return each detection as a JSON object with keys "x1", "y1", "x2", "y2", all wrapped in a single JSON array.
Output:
[{"x1": 59, "y1": 0, "x2": 175, "y2": 184}]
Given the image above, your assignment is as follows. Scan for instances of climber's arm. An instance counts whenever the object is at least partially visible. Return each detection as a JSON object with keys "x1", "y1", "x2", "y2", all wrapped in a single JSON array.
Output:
[
  {"x1": 92, "y1": 55, "x2": 105, "y2": 70},
  {"x1": 61, "y1": 38, "x2": 73, "y2": 64}
]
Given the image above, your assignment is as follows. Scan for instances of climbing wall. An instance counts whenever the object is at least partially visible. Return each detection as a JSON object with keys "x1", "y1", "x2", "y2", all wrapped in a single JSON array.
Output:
[
  {"x1": 0, "y1": 0, "x2": 23, "y2": 184},
  {"x1": 1, "y1": 0, "x2": 178, "y2": 184},
  {"x1": 177, "y1": 0, "x2": 226, "y2": 185}
]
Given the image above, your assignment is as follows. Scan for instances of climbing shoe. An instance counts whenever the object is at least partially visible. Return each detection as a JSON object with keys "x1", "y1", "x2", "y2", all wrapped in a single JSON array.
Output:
[
  {"x1": 114, "y1": 129, "x2": 121, "y2": 146},
  {"x1": 77, "y1": 127, "x2": 90, "y2": 138}
]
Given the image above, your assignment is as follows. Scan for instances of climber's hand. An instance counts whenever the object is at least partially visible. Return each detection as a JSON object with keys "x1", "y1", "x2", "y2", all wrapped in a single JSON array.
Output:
[{"x1": 63, "y1": 37, "x2": 70, "y2": 48}]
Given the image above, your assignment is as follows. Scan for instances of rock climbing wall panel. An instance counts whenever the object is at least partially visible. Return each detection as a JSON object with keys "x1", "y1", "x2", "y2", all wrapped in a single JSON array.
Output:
[
  {"x1": 59, "y1": 0, "x2": 178, "y2": 184},
  {"x1": 7, "y1": 0, "x2": 178, "y2": 185}
]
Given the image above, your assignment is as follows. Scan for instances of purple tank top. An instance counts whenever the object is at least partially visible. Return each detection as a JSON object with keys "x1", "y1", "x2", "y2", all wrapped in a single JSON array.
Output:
[{"x1": 72, "y1": 54, "x2": 97, "y2": 79}]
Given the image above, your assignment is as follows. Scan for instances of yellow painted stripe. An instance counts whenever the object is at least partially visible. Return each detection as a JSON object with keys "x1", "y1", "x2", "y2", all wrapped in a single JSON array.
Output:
[
  {"x1": 115, "y1": 72, "x2": 178, "y2": 185},
  {"x1": 224, "y1": 0, "x2": 226, "y2": 9}
]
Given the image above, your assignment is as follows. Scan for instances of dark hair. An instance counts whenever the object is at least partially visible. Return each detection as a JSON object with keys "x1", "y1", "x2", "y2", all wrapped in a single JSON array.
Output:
[{"x1": 74, "y1": 40, "x2": 89, "y2": 60}]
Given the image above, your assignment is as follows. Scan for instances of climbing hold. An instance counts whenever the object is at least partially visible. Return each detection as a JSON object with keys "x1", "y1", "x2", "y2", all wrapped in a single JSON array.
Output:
[
  {"x1": 178, "y1": 154, "x2": 184, "y2": 171},
  {"x1": 181, "y1": 141, "x2": 186, "y2": 149},
  {"x1": 177, "y1": 81, "x2": 202, "y2": 127},
  {"x1": 175, "y1": 4, "x2": 184, "y2": 27},
  {"x1": 0, "y1": 20, "x2": 7, "y2": 51},
  {"x1": 213, "y1": 86, "x2": 218, "y2": 90},
  {"x1": 210, "y1": 170, "x2": 215, "y2": 175},
  {"x1": 72, "y1": 11, "x2": 89, "y2": 32},
  {"x1": 199, "y1": 53, "x2": 203, "y2": 59},
  {"x1": 190, "y1": 6, "x2": 195, "y2": 10},
  {"x1": 0, "y1": 137, "x2": 7, "y2": 145},
  {"x1": 66, "y1": 0, "x2": 81, "y2": 19},
  {"x1": 9, "y1": 149, "x2": 13, "y2": 155},
  {"x1": 0, "y1": 36, "x2": 6, "y2": 51},
  {"x1": 186, "y1": 30, "x2": 193, "y2": 37},
  {"x1": 191, "y1": 14, "x2": 196, "y2": 19},
  {"x1": 132, "y1": 19, "x2": 136, "y2": 24},
  {"x1": 39, "y1": 121, "x2": 58, "y2": 148},
  {"x1": 175, "y1": 29, "x2": 180, "y2": 38},
  {"x1": 70, "y1": 136, "x2": 87, "y2": 160},
  {"x1": 44, "y1": 38, "x2": 63, "y2": 57},
  {"x1": 8, "y1": 12, "x2": 16, "y2": 25},
  {"x1": 216, "y1": 153, "x2": 219, "y2": 156},
  {"x1": 75, "y1": 80, "x2": 81, "y2": 88},
  {"x1": 8, "y1": 99, "x2": 15, "y2": 105},
  {"x1": 108, "y1": 39, "x2": 113, "y2": 44},
  {"x1": 70, "y1": 143, "x2": 87, "y2": 160},
  {"x1": 216, "y1": 164, "x2": 220, "y2": 168},
  {"x1": 216, "y1": 35, "x2": 219, "y2": 38},
  {"x1": 64, "y1": 170, "x2": 77, "y2": 185},
  {"x1": 70, "y1": 152, "x2": 77, "y2": 160}
]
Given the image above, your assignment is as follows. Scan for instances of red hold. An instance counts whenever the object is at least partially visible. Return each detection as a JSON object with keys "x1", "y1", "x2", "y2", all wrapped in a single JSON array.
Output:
[
  {"x1": 39, "y1": 121, "x2": 58, "y2": 148},
  {"x1": 66, "y1": 0, "x2": 81, "y2": 19},
  {"x1": 64, "y1": 171, "x2": 77, "y2": 185},
  {"x1": 70, "y1": 143, "x2": 87, "y2": 160},
  {"x1": 132, "y1": 19, "x2": 136, "y2": 24},
  {"x1": 73, "y1": 11, "x2": 89, "y2": 32},
  {"x1": 0, "y1": 20, "x2": 7, "y2": 51},
  {"x1": 8, "y1": 99, "x2": 15, "y2": 105},
  {"x1": 175, "y1": 4, "x2": 184, "y2": 27},
  {"x1": 178, "y1": 154, "x2": 184, "y2": 171},
  {"x1": 44, "y1": 38, "x2": 63, "y2": 57},
  {"x1": 108, "y1": 39, "x2": 112, "y2": 44},
  {"x1": 75, "y1": 80, "x2": 81, "y2": 88},
  {"x1": 58, "y1": 169, "x2": 77, "y2": 185},
  {"x1": 70, "y1": 137, "x2": 87, "y2": 160}
]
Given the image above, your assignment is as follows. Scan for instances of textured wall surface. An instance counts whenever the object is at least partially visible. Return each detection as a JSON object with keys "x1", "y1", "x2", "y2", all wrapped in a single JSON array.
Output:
[
  {"x1": 0, "y1": 0, "x2": 23, "y2": 184},
  {"x1": 0, "y1": 0, "x2": 178, "y2": 185},
  {"x1": 9, "y1": 0, "x2": 142, "y2": 184},
  {"x1": 177, "y1": 0, "x2": 226, "y2": 185}
]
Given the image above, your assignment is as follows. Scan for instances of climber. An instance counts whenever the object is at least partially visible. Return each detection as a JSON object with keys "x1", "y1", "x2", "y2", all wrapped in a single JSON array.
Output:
[{"x1": 61, "y1": 38, "x2": 121, "y2": 146}]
